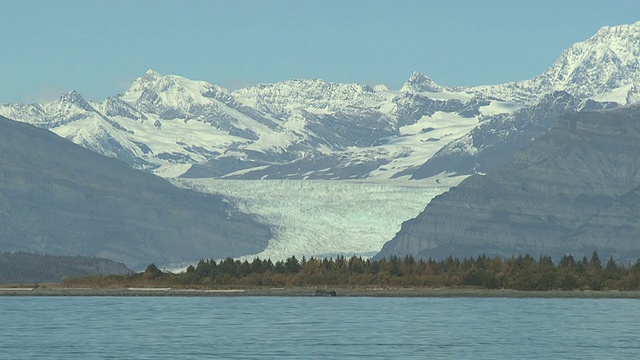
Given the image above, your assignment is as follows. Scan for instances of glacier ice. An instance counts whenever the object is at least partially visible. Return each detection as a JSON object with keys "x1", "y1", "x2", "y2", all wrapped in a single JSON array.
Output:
[{"x1": 173, "y1": 179, "x2": 460, "y2": 263}]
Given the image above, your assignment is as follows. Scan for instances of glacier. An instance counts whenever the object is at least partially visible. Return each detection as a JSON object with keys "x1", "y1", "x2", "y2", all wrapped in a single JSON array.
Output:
[
  {"x1": 1, "y1": 21, "x2": 640, "y2": 271},
  {"x1": 172, "y1": 178, "x2": 463, "y2": 265}
]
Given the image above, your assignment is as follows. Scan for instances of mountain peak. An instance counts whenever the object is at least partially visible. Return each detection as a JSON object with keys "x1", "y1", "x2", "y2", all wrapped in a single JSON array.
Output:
[
  {"x1": 400, "y1": 71, "x2": 443, "y2": 93},
  {"x1": 469, "y1": 21, "x2": 640, "y2": 104},
  {"x1": 144, "y1": 69, "x2": 161, "y2": 77},
  {"x1": 58, "y1": 90, "x2": 94, "y2": 111},
  {"x1": 119, "y1": 70, "x2": 235, "y2": 117},
  {"x1": 594, "y1": 20, "x2": 640, "y2": 37},
  {"x1": 529, "y1": 21, "x2": 640, "y2": 99},
  {"x1": 589, "y1": 21, "x2": 640, "y2": 52}
]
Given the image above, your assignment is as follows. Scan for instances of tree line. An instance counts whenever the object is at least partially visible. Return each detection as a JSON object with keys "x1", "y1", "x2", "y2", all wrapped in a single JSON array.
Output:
[{"x1": 63, "y1": 250, "x2": 640, "y2": 291}]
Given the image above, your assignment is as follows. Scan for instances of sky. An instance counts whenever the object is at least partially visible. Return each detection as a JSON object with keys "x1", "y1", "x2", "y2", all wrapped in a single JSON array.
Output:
[{"x1": 2, "y1": 0, "x2": 639, "y2": 103}]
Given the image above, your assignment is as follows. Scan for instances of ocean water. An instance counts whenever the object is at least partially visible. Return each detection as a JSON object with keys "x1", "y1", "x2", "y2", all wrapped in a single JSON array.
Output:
[{"x1": 1, "y1": 296, "x2": 639, "y2": 359}]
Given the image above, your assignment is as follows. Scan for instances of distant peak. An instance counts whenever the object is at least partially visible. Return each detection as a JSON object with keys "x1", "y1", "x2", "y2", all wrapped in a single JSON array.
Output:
[
  {"x1": 596, "y1": 20, "x2": 640, "y2": 35},
  {"x1": 401, "y1": 71, "x2": 443, "y2": 93},
  {"x1": 527, "y1": 20, "x2": 640, "y2": 99},
  {"x1": 409, "y1": 71, "x2": 429, "y2": 81},
  {"x1": 59, "y1": 90, "x2": 94, "y2": 111},
  {"x1": 586, "y1": 21, "x2": 640, "y2": 48},
  {"x1": 144, "y1": 69, "x2": 161, "y2": 77},
  {"x1": 125, "y1": 69, "x2": 166, "y2": 94},
  {"x1": 60, "y1": 90, "x2": 84, "y2": 101}
]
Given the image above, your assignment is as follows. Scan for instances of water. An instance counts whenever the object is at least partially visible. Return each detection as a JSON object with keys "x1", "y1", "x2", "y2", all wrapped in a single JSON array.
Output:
[{"x1": 1, "y1": 297, "x2": 639, "y2": 359}]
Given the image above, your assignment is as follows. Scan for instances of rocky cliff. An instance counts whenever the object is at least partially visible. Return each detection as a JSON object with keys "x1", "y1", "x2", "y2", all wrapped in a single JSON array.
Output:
[{"x1": 376, "y1": 106, "x2": 640, "y2": 263}]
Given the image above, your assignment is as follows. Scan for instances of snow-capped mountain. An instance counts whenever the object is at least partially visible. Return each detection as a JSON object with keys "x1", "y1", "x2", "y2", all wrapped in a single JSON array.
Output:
[
  {"x1": 474, "y1": 21, "x2": 640, "y2": 103},
  {"x1": 0, "y1": 69, "x2": 495, "y2": 179},
  {"x1": 1, "y1": 22, "x2": 639, "y2": 181}
]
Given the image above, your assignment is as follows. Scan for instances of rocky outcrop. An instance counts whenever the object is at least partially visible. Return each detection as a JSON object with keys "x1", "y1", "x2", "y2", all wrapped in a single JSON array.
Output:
[
  {"x1": 315, "y1": 289, "x2": 337, "y2": 297},
  {"x1": 376, "y1": 106, "x2": 640, "y2": 263}
]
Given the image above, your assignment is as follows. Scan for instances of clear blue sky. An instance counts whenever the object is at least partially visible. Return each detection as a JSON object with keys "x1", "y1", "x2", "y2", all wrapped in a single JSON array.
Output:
[{"x1": 2, "y1": 0, "x2": 639, "y2": 103}]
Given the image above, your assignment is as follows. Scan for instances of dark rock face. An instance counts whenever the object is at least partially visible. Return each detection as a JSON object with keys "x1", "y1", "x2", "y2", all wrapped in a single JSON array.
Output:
[
  {"x1": 376, "y1": 106, "x2": 640, "y2": 263},
  {"x1": 0, "y1": 116, "x2": 271, "y2": 270}
]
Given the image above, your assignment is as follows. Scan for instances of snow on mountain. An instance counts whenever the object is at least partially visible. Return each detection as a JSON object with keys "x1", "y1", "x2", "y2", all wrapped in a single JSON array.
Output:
[
  {"x1": 232, "y1": 78, "x2": 388, "y2": 116},
  {"x1": 1, "y1": 22, "x2": 639, "y2": 268},
  {"x1": 409, "y1": 91, "x2": 620, "y2": 179},
  {"x1": 1, "y1": 22, "x2": 639, "y2": 181},
  {"x1": 474, "y1": 21, "x2": 640, "y2": 103},
  {"x1": 0, "y1": 90, "x2": 100, "y2": 128},
  {"x1": 399, "y1": 71, "x2": 446, "y2": 93},
  {"x1": 185, "y1": 80, "x2": 509, "y2": 180},
  {"x1": 538, "y1": 21, "x2": 640, "y2": 96}
]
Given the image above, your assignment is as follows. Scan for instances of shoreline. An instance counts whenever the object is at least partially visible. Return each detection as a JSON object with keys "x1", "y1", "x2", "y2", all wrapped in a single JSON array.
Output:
[{"x1": 1, "y1": 287, "x2": 640, "y2": 298}]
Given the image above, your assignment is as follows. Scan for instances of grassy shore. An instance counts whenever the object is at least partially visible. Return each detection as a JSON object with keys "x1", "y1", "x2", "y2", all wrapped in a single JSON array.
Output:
[{"x1": 1, "y1": 286, "x2": 640, "y2": 298}]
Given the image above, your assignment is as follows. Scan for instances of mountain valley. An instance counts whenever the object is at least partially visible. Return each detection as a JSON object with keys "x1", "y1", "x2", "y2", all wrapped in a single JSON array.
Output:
[{"x1": 1, "y1": 22, "x2": 640, "y2": 269}]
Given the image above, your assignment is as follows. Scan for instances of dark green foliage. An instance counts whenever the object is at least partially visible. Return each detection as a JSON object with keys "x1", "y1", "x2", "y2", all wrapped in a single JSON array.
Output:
[
  {"x1": 66, "y1": 250, "x2": 640, "y2": 291},
  {"x1": 144, "y1": 263, "x2": 163, "y2": 279}
]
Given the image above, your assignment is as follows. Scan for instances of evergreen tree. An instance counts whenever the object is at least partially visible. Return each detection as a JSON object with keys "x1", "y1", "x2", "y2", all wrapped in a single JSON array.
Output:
[
  {"x1": 590, "y1": 250, "x2": 602, "y2": 270},
  {"x1": 143, "y1": 263, "x2": 162, "y2": 279}
]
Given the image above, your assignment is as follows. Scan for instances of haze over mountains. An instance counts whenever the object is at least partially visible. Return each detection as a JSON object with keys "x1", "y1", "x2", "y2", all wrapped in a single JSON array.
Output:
[{"x1": 1, "y1": 21, "x2": 640, "y2": 269}]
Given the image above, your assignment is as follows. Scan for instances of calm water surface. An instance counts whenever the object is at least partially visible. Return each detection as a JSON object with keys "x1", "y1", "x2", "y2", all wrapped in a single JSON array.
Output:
[{"x1": 1, "y1": 296, "x2": 639, "y2": 359}]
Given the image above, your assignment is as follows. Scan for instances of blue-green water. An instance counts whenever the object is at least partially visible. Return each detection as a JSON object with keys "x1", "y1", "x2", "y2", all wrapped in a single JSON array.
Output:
[{"x1": 1, "y1": 297, "x2": 639, "y2": 359}]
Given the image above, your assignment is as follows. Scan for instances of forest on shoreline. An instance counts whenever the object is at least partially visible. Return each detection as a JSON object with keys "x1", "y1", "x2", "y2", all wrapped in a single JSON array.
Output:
[{"x1": 62, "y1": 251, "x2": 640, "y2": 291}]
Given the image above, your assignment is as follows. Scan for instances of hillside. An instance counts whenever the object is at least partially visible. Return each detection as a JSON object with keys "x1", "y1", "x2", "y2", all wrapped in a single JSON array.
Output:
[
  {"x1": 0, "y1": 252, "x2": 132, "y2": 284},
  {"x1": 0, "y1": 115, "x2": 271, "y2": 269},
  {"x1": 376, "y1": 106, "x2": 640, "y2": 263}
]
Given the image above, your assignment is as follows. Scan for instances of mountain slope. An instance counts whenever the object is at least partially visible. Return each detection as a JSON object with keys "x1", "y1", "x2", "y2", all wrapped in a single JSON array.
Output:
[
  {"x1": 376, "y1": 106, "x2": 640, "y2": 263},
  {"x1": 0, "y1": 115, "x2": 271, "y2": 269},
  {"x1": 0, "y1": 252, "x2": 132, "y2": 284},
  {"x1": 409, "y1": 92, "x2": 620, "y2": 178},
  {"x1": 473, "y1": 21, "x2": 640, "y2": 103},
  {"x1": 1, "y1": 22, "x2": 639, "y2": 183}
]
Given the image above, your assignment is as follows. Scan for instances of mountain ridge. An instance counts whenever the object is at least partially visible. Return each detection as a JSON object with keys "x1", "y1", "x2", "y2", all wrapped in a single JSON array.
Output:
[
  {"x1": 376, "y1": 106, "x2": 640, "y2": 263},
  {"x1": 1, "y1": 22, "x2": 639, "y2": 182},
  {"x1": 0, "y1": 115, "x2": 271, "y2": 269}
]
